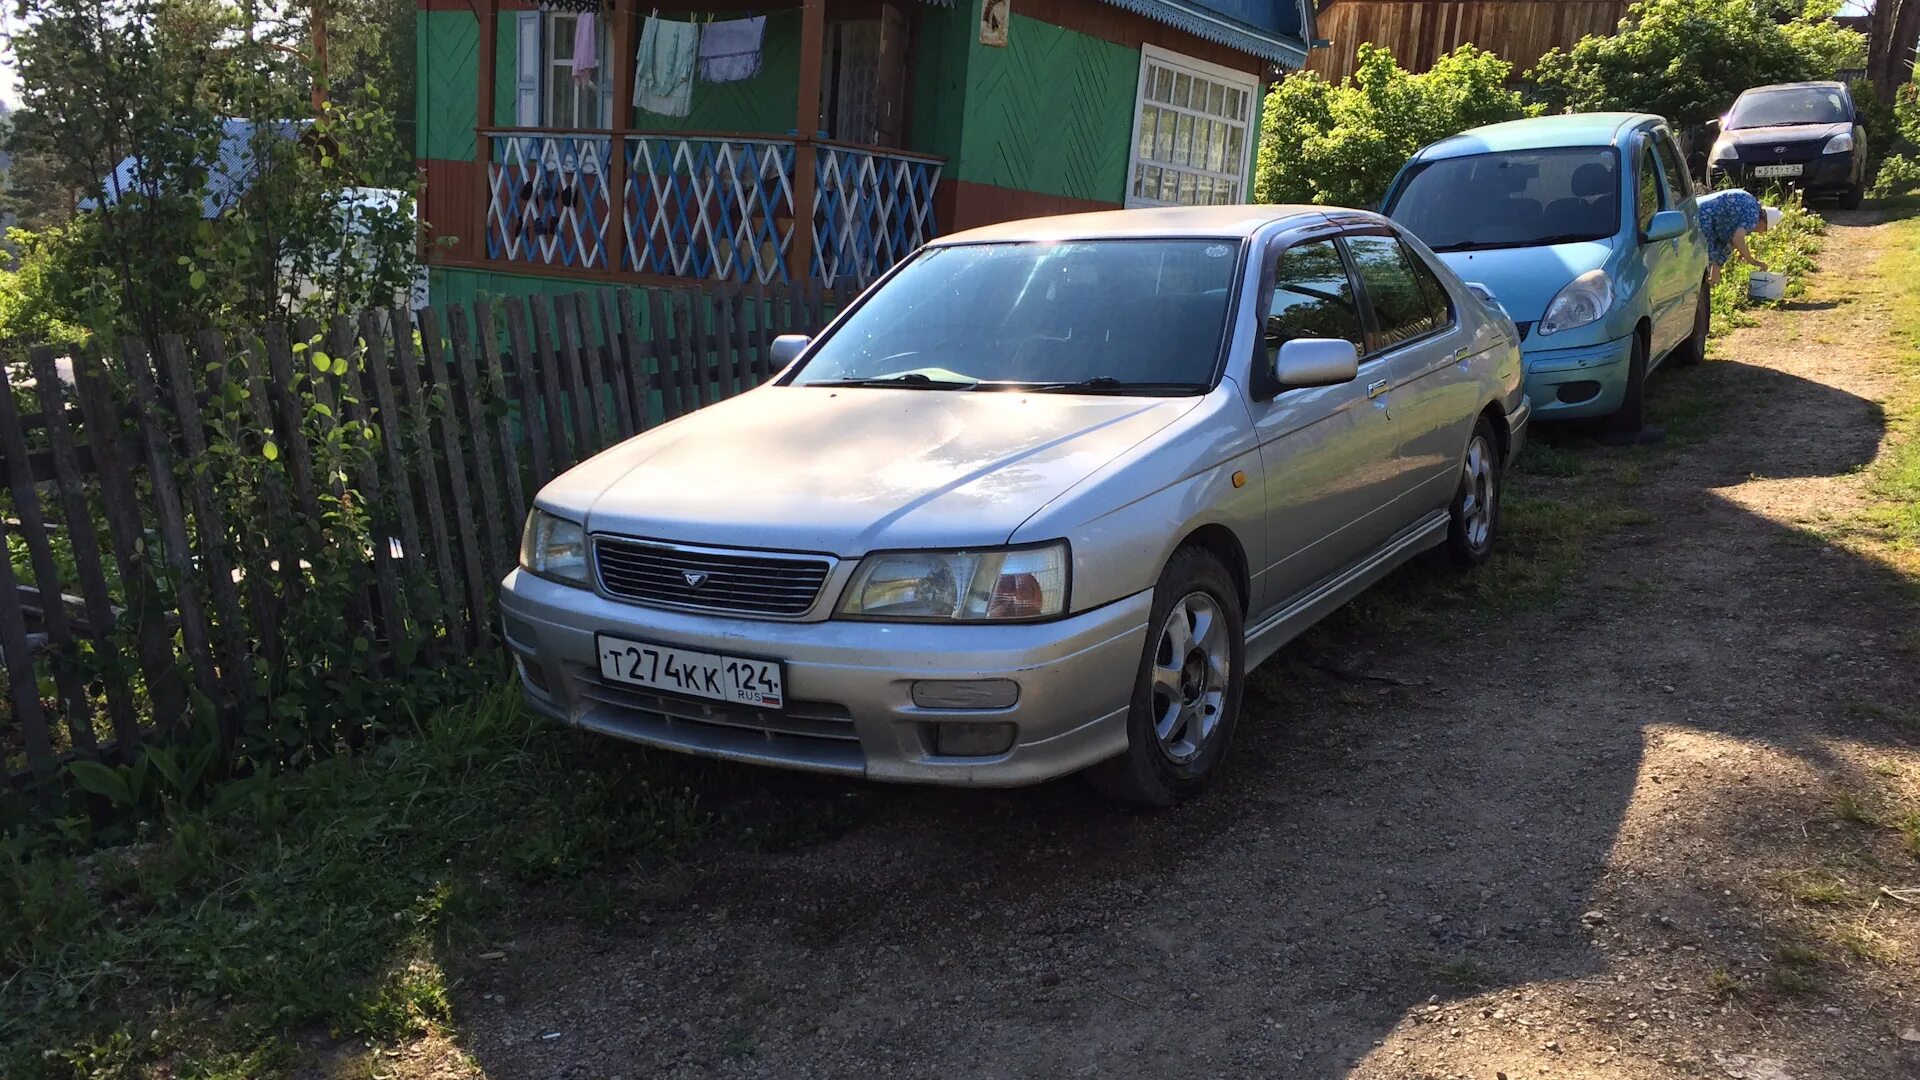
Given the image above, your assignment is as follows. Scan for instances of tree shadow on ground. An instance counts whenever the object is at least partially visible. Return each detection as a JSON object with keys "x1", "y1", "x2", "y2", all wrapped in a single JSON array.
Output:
[{"x1": 438, "y1": 320, "x2": 1920, "y2": 1078}]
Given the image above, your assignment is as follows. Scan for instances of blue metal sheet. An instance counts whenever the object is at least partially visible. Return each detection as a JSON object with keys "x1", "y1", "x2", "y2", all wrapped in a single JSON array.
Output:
[{"x1": 1098, "y1": 0, "x2": 1308, "y2": 66}]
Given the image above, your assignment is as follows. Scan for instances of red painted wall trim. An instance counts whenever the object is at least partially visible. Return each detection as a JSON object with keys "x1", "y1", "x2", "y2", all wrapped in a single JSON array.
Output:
[{"x1": 939, "y1": 178, "x2": 1122, "y2": 233}]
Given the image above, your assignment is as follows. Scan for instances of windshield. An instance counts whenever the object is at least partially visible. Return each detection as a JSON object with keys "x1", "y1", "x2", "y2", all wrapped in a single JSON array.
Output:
[
  {"x1": 1727, "y1": 87, "x2": 1849, "y2": 129},
  {"x1": 789, "y1": 239, "x2": 1239, "y2": 393},
  {"x1": 1385, "y1": 147, "x2": 1620, "y2": 252}
]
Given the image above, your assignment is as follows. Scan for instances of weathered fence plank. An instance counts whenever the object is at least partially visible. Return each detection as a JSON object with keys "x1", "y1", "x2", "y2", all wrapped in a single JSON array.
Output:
[
  {"x1": 447, "y1": 309, "x2": 510, "y2": 578},
  {"x1": 391, "y1": 306, "x2": 467, "y2": 658},
  {"x1": 418, "y1": 307, "x2": 490, "y2": 648},
  {"x1": 233, "y1": 334, "x2": 298, "y2": 663},
  {"x1": 332, "y1": 314, "x2": 405, "y2": 649},
  {"x1": 527, "y1": 297, "x2": 577, "y2": 472},
  {"x1": 596, "y1": 290, "x2": 637, "y2": 440},
  {"x1": 616, "y1": 289, "x2": 652, "y2": 427},
  {"x1": 472, "y1": 302, "x2": 527, "y2": 531}
]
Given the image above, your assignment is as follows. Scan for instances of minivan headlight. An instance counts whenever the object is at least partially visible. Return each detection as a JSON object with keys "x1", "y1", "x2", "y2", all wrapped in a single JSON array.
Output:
[
  {"x1": 519, "y1": 509, "x2": 589, "y2": 586},
  {"x1": 1824, "y1": 131, "x2": 1855, "y2": 155},
  {"x1": 1537, "y1": 269, "x2": 1614, "y2": 337},
  {"x1": 837, "y1": 543, "x2": 1069, "y2": 621}
]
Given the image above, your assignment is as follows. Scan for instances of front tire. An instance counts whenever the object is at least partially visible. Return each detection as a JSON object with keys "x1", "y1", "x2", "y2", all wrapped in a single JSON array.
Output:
[
  {"x1": 1840, "y1": 183, "x2": 1864, "y2": 211},
  {"x1": 1087, "y1": 548, "x2": 1245, "y2": 807},
  {"x1": 1671, "y1": 276, "x2": 1709, "y2": 367},
  {"x1": 1601, "y1": 332, "x2": 1649, "y2": 441},
  {"x1": 1444, "y1": 417, "x2": 1503, "y2": 568}
]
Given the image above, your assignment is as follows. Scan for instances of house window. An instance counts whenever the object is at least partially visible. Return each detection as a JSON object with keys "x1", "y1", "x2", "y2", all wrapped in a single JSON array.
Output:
[
  {"x1": 1127, "y1": 45, "x2": 1258, "y2": 208},
  {"x1": 516, "y1": 11, "x2": 610, "y2": 129}
]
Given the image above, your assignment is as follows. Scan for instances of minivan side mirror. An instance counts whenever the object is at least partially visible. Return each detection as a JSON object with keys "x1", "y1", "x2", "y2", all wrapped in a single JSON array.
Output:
[
  {"x1": 1273, "y1": 338, "x2": 1360, "y2": 389},
  {"x1": 769, "y1": 334, "x2": 811, "y2": 370},
  {"x1": 1644, "y1": 209, "x2": 1687, "y2": 243}
]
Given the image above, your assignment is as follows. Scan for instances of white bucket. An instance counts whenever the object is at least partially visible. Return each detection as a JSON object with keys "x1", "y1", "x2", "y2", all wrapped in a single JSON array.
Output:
[{"x1": 1749, "y1": 271, "x2": 1787, "y2": 301}]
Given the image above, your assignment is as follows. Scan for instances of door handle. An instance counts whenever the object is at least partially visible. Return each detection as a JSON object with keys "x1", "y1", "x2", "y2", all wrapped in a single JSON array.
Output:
[{"x1": 1367, "y1": 379, "x2": 1389, "y2": 399}]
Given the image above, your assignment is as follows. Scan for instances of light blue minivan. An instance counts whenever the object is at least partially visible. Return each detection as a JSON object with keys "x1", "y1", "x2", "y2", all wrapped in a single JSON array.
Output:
[{"x1": 1382, "y1": 113, "x2": 1709, "y2": 438}]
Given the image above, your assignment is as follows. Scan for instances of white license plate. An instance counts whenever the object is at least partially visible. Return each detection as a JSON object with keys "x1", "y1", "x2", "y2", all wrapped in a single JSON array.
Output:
[
  {"x1": 1751, "y1": 163, "x2": 1803, "y2": 178},
  {"x1": 596, "y1": 633, "x2": 785, "y2": 709}
]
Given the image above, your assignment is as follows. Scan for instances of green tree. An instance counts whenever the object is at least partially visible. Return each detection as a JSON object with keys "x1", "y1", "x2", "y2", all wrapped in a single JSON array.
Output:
[
  {"x1": 5, "y1": 0, "x2": 419, "y2": 343},
  {"x1": 1254, "y1": 44, "x2": 1538, "y2": 208},
  {"x1": 1529, "y1": 0, "x2": 1866, "y2": 130}
]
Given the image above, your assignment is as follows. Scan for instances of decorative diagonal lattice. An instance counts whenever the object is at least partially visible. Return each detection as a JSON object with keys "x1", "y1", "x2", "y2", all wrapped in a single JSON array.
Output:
[
  {"x1": 485, "y1": 134, "x2": 613, "y2": 270},
  {"x1": 626, "y1": 136, "x2": 797, "y2": 284},
  {"x1": 813, "y1": 146, "x2": 943, "y2": 289}
]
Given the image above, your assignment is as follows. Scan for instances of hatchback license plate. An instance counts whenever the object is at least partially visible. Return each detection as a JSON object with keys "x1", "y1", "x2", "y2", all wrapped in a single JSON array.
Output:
[
  {"x1": 1751, "y1": 163, "x2": 1803, "y2": 178},
  {"x1": 596, "y1": 633, "x2": 785, "y2": 709}
]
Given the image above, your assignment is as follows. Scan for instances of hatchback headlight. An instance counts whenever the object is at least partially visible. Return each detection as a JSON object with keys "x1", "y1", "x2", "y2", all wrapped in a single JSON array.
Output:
[
  {"x1": 1824, "y1": 131, "x2": 1855, "y2": 155},
  {"x1": 837, "y1": 543, "x2": 1069, "y2": 621},
  {"x1": 1537, "y1": 269, "x2": 1614, "y2": 337},
  {"x1": 1710, "y1": 137, "x2": 1736, "y2": 162},
  {"x1": 519, "y1": 509, "x2": 589, "y2": 586}
]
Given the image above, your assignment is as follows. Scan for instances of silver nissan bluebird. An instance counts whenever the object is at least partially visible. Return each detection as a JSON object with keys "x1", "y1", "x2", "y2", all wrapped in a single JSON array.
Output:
[{"x1": 500, "y1": 205, "x2": 1529, "y2": 804}]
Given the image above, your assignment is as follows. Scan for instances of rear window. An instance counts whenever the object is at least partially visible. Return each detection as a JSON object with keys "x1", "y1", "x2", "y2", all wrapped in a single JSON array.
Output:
[
  {"x1": 1346, "y1": 235, "x2": 1450, "y2": 352},
  {"x1": 1386, "y1": 147, "x2": 1620, "y2": 252}
]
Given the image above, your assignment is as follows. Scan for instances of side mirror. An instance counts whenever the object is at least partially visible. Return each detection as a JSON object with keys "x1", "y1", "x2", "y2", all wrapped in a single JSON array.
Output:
[
  {"x1": 1644, "y1": 209, "x2": 1687, "y2": 243},
  {"x1": 1273, "y1": 338, "x2": 1359, "y2": 389},
  {"x1": 769, "y1": 334, "x2": 811, "y2": 371}
]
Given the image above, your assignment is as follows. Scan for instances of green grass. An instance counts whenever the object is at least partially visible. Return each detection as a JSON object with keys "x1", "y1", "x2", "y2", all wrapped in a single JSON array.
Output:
[
  {"x1": 0, "y1": 686, "x2": 712, "y2": 1078},
  {"x1": 1859, "y1": 214, "x2": 1920, "y2": 552}
]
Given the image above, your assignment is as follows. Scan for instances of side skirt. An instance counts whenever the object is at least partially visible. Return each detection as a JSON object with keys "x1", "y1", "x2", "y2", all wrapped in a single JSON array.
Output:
[{"x1": 1244, "y1": 510, "x2": 1450, "y2": 670}]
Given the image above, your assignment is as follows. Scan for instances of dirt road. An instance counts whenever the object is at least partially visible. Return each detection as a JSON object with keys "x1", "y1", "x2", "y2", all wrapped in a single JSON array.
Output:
[{"x1": 431, "y1": 213, "x2": 1920, "y2": 1079}]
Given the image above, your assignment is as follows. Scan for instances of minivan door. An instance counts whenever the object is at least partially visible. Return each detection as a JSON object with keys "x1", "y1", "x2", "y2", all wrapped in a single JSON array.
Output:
[
  {"x1": 1631, "y1": 133, "x2": 1690, "y2": 356},
  {"x1": 1248, "y1": 235, "x2": 1404, "y2": 616}
]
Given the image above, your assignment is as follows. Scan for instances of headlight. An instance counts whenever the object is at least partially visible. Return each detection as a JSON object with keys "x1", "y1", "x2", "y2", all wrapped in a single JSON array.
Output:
[
  {"x1": 1710, "y1": 138, "x2": 1736, "y2": 162},
  {"x1": 1824, "y1": 131, "x2": 1854, "y2": 154},
  {"x1": 1536, "y1": 269, "x2": 1614, "y2": 337},
  {"x1": 519, "y1": 509, "x2": 589, "y2": 586},
  {"x1": 837, "y1": 542, "x2": 1069, "y2": 621}
]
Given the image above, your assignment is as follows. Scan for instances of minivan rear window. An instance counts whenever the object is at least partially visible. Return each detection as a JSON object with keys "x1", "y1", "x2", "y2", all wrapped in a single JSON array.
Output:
[{"x1": 1386, "y1": 147, "x2": 1619, "y2": 253}]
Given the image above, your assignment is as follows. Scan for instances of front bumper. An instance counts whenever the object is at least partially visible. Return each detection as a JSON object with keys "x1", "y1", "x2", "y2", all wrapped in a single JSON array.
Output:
[
  {"x1": 1520, "y1": 334, "x2": 1634, "y2": 420},
  {"x1": 498, "y1": 568, "x2": 1151, "y2": 786},
  {"x1": 1504, "y1": 395, "x2": 1532, "y2": 463},
  {"x1": 1710, "y1": 152, "x2": 1855, "y2": 192}
]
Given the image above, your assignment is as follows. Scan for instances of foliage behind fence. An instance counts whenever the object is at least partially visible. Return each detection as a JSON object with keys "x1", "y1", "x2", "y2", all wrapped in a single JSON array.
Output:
[{"x1": 0, "y1": 278, "x2": 839, "y2": 819}]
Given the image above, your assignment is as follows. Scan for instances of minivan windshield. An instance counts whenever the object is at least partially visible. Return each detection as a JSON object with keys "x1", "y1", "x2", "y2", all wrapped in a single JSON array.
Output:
[
  {"x1": 1726, "y1": 87, "x2": 1849, "y2": 129},
  {"x1": 789, "y1": 239, "x2": 1238, "y2": 393},
  {"x1": 1385, "y1": 147, "x2": 1619, "y2": 252}
]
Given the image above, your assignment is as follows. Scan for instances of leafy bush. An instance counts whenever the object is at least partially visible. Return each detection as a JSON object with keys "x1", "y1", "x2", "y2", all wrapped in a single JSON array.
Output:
[
  {"x1": 1709, "y1": 191, "x2": 1826, "y2": 331},
  {"x1": 1852, "y1": 78, "x2": 1900, "y2": 170},
  {"x1": 1531, "y1": 0, "x2": 1866, "y2": 130},
  {"x1": 1253, "y1": 43, "x2": 1537, "y2": 208},
  {"x1": 1897, "y1": 82, "x2": 1920, "y2": 145},
  {"x1": 1870, "y1": 152, "x2": 1920, "y2": 196}
]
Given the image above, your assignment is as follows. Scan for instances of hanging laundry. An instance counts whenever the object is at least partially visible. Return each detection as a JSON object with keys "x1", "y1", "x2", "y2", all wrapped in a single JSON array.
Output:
[
  {"x1": 633, "y1": 15, "x2": 698, "y2": 118},
  {"x1": 697, "y1": 16, "x2": 765, "y2": 83},
  {"x1": 571, "y1": 11, "x2": 598, "y2": 86}
]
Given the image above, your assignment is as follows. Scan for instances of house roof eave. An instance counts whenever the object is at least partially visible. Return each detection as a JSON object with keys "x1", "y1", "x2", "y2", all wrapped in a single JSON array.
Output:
[{"x1": 1097, "y1": 0, "x2": 1310, "y2": 68}]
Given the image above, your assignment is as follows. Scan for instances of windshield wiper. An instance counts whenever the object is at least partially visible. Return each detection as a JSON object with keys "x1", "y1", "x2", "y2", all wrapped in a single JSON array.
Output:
[
  {"x1": 1436, "y1": 233, "x2": 1604, "y2": 252},
  {"x1": 803, "y1": 372, "x2": 977, "y2": 390},
  {"x1": 993, "y1": 377, "x2": 1210, "y2": 395}
]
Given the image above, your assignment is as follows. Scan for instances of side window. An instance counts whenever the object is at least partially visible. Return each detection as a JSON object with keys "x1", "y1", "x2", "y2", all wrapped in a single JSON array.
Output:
[
  {"x1": 1635, "y1": 143, "x2": 1662, "y2": 234},
  {"x1": 1265, "y1": 239, "x2": 1365, "y2": 365},
  {"x1": 1654, "y1": 132, "x2": 1692, "y2": 201},
  {"x1": 1346, "y1": 234, "x2": 1447, "y2": 353},
  {"x1": 1399, "y1": 239, "x2": 1454, "y2": 331}
]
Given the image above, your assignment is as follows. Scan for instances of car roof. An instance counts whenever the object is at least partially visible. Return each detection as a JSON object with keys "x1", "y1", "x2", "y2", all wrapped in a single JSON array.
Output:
[
  {"x1": 931, "y1": 204, "x2": 1354, "y2": 244},
  {"x1": 1411, "y1": 112, "x2": 1661, "y2": 161},
  {"x1": 1738, "y1": 81, "x2": 1847, "y2": 96}
]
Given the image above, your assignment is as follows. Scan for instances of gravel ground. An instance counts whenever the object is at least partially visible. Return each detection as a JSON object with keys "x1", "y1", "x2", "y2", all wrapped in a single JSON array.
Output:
[{"x1": 379, "y1": 212, "x2": 1920, "y2": 1080}]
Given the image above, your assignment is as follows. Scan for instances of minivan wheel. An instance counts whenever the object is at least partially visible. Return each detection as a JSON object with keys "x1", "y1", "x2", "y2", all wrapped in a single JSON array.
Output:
[
  {"x1": 1444, "y1": 417, "x2": 1502, "y2": 569},
  {"x1": 1087, "y1": 547, "x2": 1245, "y2": 807},
  {"x1": 1671, "y1": 277, "x2": 1709, "y2": 367},
  {"x1": 1601, "y1": 332, "x2": 1649, "y2": 442}
]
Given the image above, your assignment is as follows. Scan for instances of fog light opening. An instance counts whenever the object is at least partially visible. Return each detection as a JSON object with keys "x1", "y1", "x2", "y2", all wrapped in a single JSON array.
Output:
[
  {"x1": 927, "y1": 721, "x2": 1018, "y2": 757},
  {"x1": 515, "y1": 654, "x2": 550, "y2": 694},
  {"x1": 1556, "y1": 380, "x2": 1602, "y2": 404},
  {"x1": 910, "y1": 679, "x2": 1019, "y2": 710}
]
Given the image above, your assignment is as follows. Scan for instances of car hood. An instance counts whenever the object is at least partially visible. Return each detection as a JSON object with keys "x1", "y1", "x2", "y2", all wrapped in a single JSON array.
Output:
[
  {"x1": 543, "y1": 386, "x2": 1201, "y2": 555},
  {"x1": 1432, "y1": 239, "x2": 1614, "y2": 324},
  {"x1": 1719, "y1": 121, "x2": 1849, "y2": 152}
]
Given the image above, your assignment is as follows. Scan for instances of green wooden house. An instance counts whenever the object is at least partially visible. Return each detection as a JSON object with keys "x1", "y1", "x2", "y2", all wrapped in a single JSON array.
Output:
[{"x1": 413, "y1": 0, "x2": 1315, "y2": 304}]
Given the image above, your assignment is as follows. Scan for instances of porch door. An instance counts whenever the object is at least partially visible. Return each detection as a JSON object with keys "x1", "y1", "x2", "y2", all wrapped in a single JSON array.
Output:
[{"x1": 821, "y1": 5, "x2": 908, "y2": 147}]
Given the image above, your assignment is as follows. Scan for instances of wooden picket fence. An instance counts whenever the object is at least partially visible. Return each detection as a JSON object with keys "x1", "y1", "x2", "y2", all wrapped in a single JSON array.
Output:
[{"x1": 0, "y1": 279, "x2": 841, "y2": 807}]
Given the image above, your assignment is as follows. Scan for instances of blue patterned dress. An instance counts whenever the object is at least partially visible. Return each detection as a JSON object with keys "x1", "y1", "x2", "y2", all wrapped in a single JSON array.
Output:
[{"x1": 1695, "y1": 190, "x2": 1762, "y2": 267}]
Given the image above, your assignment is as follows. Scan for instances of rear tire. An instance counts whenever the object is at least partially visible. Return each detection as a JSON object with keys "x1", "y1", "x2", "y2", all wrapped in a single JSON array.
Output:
[
  {"x1": 1601, "y1": 332, "x2": 1649, "y2": 442},
  {"x1": 1444, "y1": 417, "x2": 1503, "y2": 569},
  {"x1": 1671, "y1": 277, "x2": 1710, "y2": 367},
  {"x1": 1087, "y1": 548, "x2": 1245, "y2": 807}
]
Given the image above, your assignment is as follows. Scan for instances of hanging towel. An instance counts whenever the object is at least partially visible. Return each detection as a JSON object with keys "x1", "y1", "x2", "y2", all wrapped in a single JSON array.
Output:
[
  {"x1": 633, "y1": 15, "x2": 698, "y2": 118},
  {"x1": 570, "y1": 11, "x2": 598, "y2": 86},
  {"x1": 697, "y1": 16, "x2": 766, "y2": 83}
]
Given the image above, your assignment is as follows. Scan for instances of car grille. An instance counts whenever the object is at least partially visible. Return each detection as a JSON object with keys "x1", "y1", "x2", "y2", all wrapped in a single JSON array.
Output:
[
  {"x1": 594, "y1": 537, "x2": 834, "y2": 616},
  {"x1": 571, "y1": 671, "x2": 866, "y2": 775}
]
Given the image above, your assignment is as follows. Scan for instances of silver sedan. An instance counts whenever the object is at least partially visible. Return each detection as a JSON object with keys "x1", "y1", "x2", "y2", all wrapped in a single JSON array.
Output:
[{"x1": 500, "y1": 205, "x2": 1529, "y2": 804}]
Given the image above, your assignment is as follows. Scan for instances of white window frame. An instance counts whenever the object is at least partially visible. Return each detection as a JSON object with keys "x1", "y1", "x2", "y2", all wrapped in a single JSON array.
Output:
[
  {"x1": 1125, "y1": 44, "x2": 1259, "y2": 209},
  {"x1": 514, "y1": 10, "x2": 612, "y2": 130}
]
